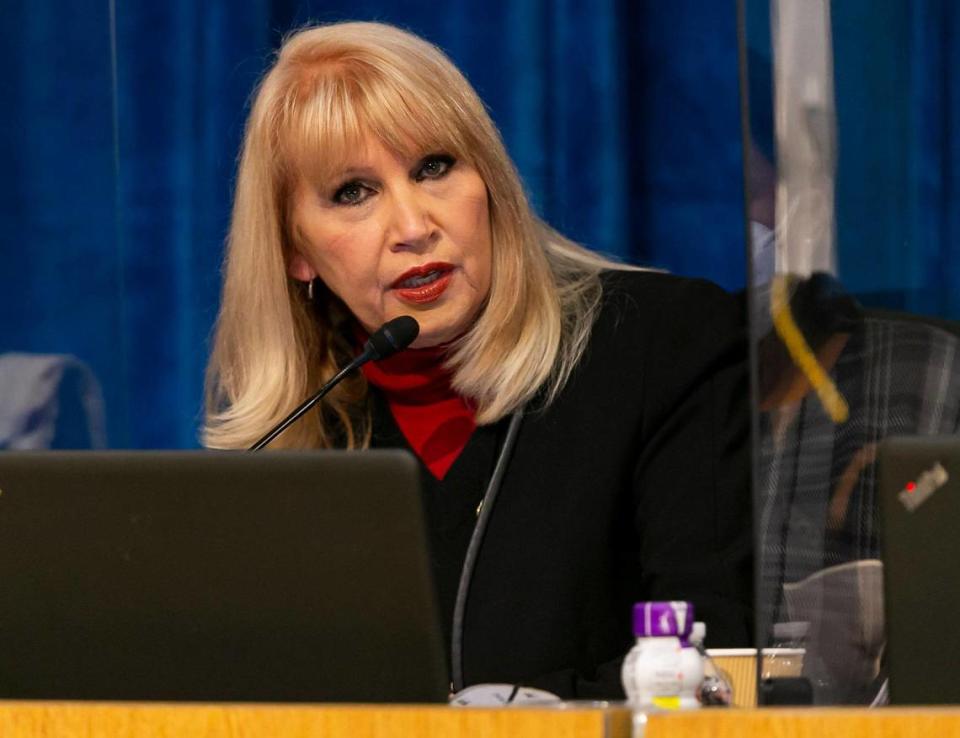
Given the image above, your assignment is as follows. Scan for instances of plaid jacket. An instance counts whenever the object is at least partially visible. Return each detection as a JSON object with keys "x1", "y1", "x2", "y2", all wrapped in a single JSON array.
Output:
[{"x1": 756, "y1": 315, "x2": 960, "y2": 702}]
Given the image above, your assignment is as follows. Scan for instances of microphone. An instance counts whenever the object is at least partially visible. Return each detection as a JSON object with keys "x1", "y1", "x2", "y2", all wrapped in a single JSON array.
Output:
[
  {"x1": 363, "y1": 315, "x2": 420, "y2": 361},
  {"x1": 249, "y1": 315, "x2": 419, "y2": 450}
]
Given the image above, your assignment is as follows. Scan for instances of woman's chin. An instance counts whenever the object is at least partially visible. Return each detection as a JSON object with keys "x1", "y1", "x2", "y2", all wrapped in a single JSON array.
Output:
[
  {"x1": 409, "y1": 331, "x2": 451, "y2": 350},
  {"x1": 407, "y1": 321, "x2": 464, "y2": 350}
]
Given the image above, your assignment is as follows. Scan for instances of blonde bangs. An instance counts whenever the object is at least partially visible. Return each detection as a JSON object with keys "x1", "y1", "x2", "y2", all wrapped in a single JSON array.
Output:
[{"x1": 274, "y1": 51, "x2": 476, "y2": 192}]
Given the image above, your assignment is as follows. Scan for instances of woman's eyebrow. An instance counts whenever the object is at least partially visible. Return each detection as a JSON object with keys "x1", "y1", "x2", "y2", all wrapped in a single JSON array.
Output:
[{"x1": 332, "y1": 164, "x2": 377, "y2": 179}]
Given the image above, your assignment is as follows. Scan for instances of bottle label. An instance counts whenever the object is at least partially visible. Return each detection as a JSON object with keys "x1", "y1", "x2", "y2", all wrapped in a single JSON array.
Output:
[
  {"x1": 623, "y1": 637, "x2": 683, "y2": 709},
  {"x1": 652, "y1": 696, "x2": 681, "y2": 710}
]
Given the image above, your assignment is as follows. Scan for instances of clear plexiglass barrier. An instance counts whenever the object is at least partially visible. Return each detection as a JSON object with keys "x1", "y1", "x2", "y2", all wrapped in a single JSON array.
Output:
[{"x1": 741, "y1": 0, "x2": 960, "y2": 706}]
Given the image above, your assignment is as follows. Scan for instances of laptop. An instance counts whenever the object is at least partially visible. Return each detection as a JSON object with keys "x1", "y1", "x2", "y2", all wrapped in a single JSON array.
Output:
[
  {"x1": 0, "y1": 450, "x2": 448, "y2": 702},
  {"x1": 879, "y1": 435, "x2": 960, "y2": 704}
]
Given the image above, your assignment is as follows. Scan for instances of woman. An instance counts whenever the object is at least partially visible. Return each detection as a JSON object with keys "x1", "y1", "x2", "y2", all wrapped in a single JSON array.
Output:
[{"x1": 205, "y1": 21, "x2": 752, "y2": 698}]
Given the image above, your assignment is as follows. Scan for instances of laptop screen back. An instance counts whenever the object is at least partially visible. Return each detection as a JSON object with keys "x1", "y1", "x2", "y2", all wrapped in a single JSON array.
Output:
[
  {"x1": 879, "y1": 436, "x2": 960, "y2": 705},
  {"x1": 0, "y1": 450, "x2": 447, "y2": 702}
]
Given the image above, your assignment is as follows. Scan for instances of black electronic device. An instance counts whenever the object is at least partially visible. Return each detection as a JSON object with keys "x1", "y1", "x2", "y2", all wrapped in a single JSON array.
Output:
[
  {"x1": 879, "y1": 435, "x2": 960, "y2": 705},
  {"x1": 0, "y1": 450, "x2": 447, "y2": 702}
]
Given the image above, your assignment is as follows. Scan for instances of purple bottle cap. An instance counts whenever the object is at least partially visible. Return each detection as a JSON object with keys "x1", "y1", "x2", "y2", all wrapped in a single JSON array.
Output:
[{"x1": 633, "y1": 601, "x2": 695, "y2": 638}]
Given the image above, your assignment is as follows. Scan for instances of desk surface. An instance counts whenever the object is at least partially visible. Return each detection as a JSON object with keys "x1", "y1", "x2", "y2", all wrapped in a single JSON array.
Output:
[
  {"x1": 0, "y1": 702, "x2": 629, "y2": 738},
  {"x1": 647, "y1": 707, "x2": 960, "y2": 738},
  {"x1": 2, "y1": 702, "x2": 960, "y2": 738}
]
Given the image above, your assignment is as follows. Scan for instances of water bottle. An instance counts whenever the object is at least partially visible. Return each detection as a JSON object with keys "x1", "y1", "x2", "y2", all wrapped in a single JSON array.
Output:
[{"x1": 621, "y1": 601, "x2": 703, "y2": 712}]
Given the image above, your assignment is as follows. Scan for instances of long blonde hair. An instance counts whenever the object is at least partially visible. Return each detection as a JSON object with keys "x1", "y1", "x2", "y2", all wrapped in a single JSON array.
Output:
[{"x1": 204, "y1": 21, "x2": 620, "y2": 449}]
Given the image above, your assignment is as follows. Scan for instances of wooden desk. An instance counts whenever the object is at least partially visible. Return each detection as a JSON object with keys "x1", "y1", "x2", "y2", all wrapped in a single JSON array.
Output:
[
  {"x1": 647, "y1": 707, "x2": 960, "y2": 738},
  {"x1": 3, "y1": 702, "x2": 960, "y2": 738},
  {"x1": 0, "y1": 702, "x2": 630, "y2": 738}
]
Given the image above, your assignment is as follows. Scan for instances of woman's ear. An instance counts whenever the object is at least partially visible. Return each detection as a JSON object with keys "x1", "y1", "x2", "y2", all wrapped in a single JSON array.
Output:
[{"x1": 287, "y1": 250, "x2": 317, "y2": 283}]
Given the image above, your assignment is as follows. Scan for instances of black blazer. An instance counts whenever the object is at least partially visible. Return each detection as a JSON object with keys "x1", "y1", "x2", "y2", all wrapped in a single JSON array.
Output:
[{"x1": 371, "y1": 269, "x2": 753, "y2": 698}]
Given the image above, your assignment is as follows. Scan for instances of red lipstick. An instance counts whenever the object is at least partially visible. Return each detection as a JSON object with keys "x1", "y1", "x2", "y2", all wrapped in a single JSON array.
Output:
[{"x1": 390, "y1": 262, "x2": 454, "y2": 304}]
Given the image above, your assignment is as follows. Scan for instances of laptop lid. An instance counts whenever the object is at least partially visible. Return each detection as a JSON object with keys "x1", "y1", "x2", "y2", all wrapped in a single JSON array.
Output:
[
  {"x1": 879, "y1": 435, "x2": 960, "y2": 704},
  {"x1": 0, "y1": 450, "x2": 448, "y2": 702}
]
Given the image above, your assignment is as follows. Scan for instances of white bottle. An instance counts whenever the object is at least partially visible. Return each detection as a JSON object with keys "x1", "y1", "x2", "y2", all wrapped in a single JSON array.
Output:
[
  {"x1": 690, "y1": 621, "x2": 733, "y2": 706},
  {"x1": 621, "y1": 601, "x2": 703, "y2": 711},
  {"x1": 678, "y1": 626, "x2": 705, "y2": 710}
]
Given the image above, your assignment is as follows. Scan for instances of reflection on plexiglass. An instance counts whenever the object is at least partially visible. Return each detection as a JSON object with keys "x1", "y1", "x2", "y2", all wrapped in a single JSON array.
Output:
[{"x1": 746, "y1": 0, "x2": 960, "y2": 706}]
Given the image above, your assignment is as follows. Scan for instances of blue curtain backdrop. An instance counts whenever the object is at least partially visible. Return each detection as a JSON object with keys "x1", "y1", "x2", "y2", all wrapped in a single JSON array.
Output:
[
  {"x1": 831, "y1": 1, "x2": 960, "y2": 318},
  {"x1": 3, "y1": 1, "x2": 753, "y2": 448}
]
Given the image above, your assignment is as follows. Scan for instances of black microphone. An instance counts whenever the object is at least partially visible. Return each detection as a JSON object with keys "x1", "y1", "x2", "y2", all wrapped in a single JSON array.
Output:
[{"x1": 249, "y1": 315, "x2": 419, "y2": 450}]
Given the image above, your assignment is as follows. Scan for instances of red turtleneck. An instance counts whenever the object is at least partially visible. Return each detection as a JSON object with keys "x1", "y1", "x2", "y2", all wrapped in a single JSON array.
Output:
[{"x1": 361, "y1": 345, "x2": 476, "y2": 480}]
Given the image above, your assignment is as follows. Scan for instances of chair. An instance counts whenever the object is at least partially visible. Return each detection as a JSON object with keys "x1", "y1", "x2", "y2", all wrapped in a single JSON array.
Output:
[{"x1": 0, "y1": 353, "x2": 107, "y2": 449}]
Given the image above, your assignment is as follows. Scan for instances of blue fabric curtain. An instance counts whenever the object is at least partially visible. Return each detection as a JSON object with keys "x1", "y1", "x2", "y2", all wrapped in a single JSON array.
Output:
[
  {"x1": 1, "y1": 1, "x2": 745, "y2": 448},
  {"x1": 832, "y1": 1, "x2": 960, "y2": 318}
]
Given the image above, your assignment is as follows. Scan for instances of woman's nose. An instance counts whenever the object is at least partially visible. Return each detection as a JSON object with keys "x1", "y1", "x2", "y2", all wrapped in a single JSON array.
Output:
[{"x1": 388, "y1": 187, "x2": 436, "y2": 251}]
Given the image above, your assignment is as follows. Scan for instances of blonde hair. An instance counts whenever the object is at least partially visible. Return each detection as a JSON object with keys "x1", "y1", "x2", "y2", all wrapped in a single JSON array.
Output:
[{"x1": 204, "y1": 21, "x2": 621, "y2": 450}]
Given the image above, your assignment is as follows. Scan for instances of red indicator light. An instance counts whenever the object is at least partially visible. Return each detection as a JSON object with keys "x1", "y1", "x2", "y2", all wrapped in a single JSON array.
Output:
[{"x1": 906, "y1": 482, "x2": 917, "y2": 493}]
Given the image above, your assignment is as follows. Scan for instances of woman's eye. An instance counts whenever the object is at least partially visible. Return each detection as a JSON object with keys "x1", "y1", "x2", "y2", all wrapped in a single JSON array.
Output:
[
  {"x1": 416, "y1": 155, "x2": 455, "y2": 181},
  {"x1": 332, "y1": 181, "x2": 372, "y2": 206}
]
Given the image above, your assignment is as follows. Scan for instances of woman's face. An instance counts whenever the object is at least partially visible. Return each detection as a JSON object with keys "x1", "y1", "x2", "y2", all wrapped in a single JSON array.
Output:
[{"x1": 289, "y1": 134, "x2": 492, "y2": 349}]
